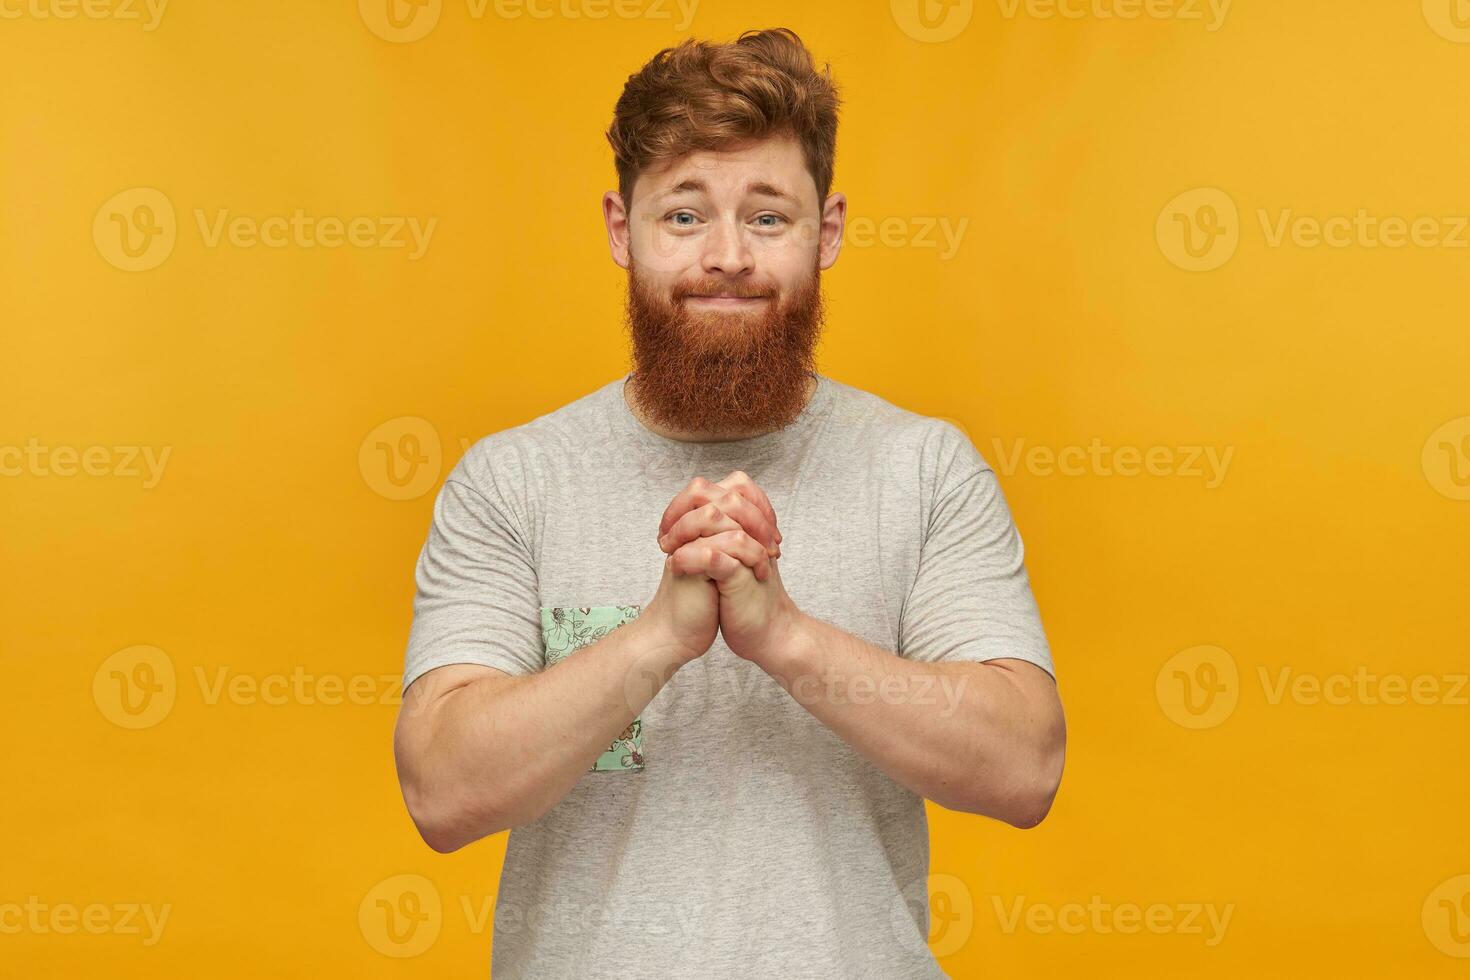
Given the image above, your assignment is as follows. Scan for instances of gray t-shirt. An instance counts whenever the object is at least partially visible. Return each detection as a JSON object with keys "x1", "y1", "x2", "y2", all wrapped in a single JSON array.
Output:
[{"x1": 402, "y1": 371, "x2": 1054, "y2": 979}]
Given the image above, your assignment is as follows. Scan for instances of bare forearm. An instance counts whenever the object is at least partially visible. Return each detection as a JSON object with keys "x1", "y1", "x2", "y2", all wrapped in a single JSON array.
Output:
[
  {"x1": 765, "y1": 613, "x2": 1065, "y2": 827},
  {"x1": 402, "y1": 617, "x2": 685, "y2": 849}
]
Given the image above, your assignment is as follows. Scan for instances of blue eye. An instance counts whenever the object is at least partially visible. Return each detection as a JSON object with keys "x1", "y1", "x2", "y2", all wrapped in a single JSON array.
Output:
[
  {"x1": 755, "y1": 214, "x2": 784, "y2": 227},
  {"x1": 669, "y1": 212, "x2": 697, "y2": 227}
]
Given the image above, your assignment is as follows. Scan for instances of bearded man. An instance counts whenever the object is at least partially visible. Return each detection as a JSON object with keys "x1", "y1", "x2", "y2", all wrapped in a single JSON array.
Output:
[{"x1": 393, "y1": 26, "x2": 1065, "y2": 980}]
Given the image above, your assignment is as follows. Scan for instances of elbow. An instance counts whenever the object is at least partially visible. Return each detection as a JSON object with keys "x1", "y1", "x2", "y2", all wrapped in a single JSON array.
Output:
[
  {"x1": 394, "y1": 710, "x2": 520, "y2": 853},
  {"x1": 414, "y1": 809, "x2": 472, "y2": 855},
  {"x1": 1002, "y1": 783, "x2": 1058, "y2": 830},
  {"x1": 403, "y1": 783, "x2": 515, "y2": 854},
  {"x1": 1004, "y1": 724, "x2": 1066, "y2": 830},
  {"x1": 954, "y1": 710, "x2": 1065, "y2": 829},
  {"x1": 402, "y1": 783, "x2": 470, "y2": 854}
]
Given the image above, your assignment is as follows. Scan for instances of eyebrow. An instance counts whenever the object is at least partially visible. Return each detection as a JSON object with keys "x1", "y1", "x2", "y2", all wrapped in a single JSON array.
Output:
[{"x1": 658, "y1": 178, "x2": 800, "y2": 206}]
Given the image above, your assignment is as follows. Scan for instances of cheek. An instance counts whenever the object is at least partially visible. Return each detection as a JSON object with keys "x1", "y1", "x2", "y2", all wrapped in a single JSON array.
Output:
[
  {"x1": 754, "y1": 244, "x2": 815, "y2": 294},
  {"x1": 630, "y1": 215, "x2": 699, "y2": 274}
]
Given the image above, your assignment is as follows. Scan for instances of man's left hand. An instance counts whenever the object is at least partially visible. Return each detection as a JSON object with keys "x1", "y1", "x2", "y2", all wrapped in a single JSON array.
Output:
[{"x1": 656, "y1": 473, "x2": 805, "y2": 668}]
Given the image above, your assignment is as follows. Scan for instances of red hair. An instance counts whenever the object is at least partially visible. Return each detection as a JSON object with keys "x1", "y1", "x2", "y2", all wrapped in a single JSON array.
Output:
[{"x1": 606, "y1": 28, "x2": 841, "y2": 207}]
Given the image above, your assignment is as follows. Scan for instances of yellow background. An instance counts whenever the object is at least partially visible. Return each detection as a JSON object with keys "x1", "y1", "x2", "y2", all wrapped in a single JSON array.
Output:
[{"x1": 3, "y1": 0, "x2": 1468, "y2": 976}]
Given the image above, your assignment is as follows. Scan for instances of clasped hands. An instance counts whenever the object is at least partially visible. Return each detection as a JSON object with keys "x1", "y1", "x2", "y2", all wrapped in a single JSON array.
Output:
[{"x1": 642, "y1": 471, "x2": 805, "y2": 671}]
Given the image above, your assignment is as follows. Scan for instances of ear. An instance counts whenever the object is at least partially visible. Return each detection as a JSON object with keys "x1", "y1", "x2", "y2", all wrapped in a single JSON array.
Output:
[
  {"x1": 603, "y1": 190, "x2": 631, "y2": 269},
  {"x1": 817, "y1": 191, "x2": 846, "y2": 270}
]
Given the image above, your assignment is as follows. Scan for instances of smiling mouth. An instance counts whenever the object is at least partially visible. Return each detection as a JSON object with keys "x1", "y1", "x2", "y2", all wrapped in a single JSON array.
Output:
[{"x1": 683, "y1": 295, "x2": 770, "y2": 304}]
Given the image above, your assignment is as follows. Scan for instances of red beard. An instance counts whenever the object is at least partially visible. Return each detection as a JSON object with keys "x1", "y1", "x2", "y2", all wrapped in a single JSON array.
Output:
[{"x1": 623, "y1": 257, "x2": 825, "y2": 438}]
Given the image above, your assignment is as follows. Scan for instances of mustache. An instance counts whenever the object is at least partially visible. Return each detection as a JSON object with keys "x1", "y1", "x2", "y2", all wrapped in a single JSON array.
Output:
[{"x1": 670, "y1": 279, "x2": 777, "y2": 300}]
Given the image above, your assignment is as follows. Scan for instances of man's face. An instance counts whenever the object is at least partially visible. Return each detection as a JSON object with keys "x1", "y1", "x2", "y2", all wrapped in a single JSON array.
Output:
[{"x1": 605, "y1": 133, "x2": 845, "y2": 438}]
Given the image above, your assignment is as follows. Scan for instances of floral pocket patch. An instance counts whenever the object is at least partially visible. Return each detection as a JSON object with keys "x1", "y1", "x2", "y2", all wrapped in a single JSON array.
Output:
[{"x1": 540, "y1": 604, "x2": 644, "y2": 772}]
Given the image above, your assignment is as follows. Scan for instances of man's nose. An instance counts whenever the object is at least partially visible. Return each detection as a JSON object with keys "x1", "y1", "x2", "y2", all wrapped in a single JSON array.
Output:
[{"x1": 700, "y1": 216, "x2": 754, "y2": 277}]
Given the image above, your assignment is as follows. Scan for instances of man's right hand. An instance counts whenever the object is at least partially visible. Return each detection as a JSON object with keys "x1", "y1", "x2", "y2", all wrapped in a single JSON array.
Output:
[
  {"x1": 643, "y1": 470, "x2": 788, "y2": 666},
  {"x1": 641, "y1": 550, "x2": 721, "y2": 666}
]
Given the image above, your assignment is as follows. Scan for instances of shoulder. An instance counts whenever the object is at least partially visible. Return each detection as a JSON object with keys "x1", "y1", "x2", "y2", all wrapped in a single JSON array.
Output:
[
  {"x1": 824, "y1": 377, "x2": 993, "y2": 495},
  {"x1": 448, "y1": 376, "x2": 620, "y2": 506}
]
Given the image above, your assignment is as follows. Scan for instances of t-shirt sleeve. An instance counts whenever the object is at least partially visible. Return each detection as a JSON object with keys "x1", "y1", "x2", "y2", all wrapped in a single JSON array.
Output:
[
  {"x1": 401, "y1": 471, "x2": 544, "y2": 694},
  {"x1": 897, "y1": 425, "x2": 1055, "y2": 679}
]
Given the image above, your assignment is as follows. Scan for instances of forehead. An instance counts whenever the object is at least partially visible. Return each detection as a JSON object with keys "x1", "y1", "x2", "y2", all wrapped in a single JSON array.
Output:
[{"x1": 633, "y1": 133, "x2": 816, "y2": 207}]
